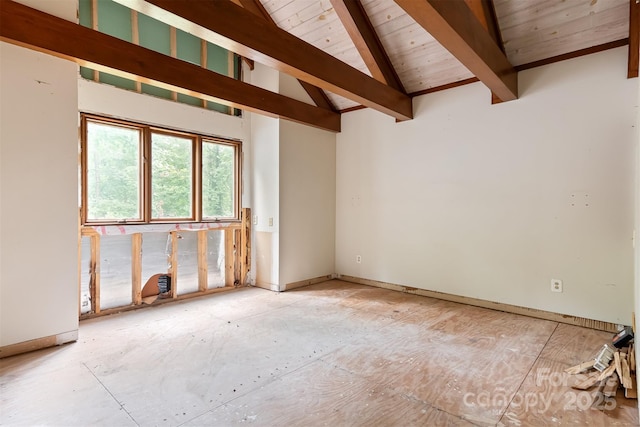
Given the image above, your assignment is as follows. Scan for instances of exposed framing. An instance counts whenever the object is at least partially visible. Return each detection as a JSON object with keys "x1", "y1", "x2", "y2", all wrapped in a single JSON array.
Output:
[
  {"x1": 79, "y1": 110, "x2": 250, "y2": 318},
  {"x1": 169, "y1": 231, "x2": 178, "y2": 298},
  {"x1": 225, "y1": 229, "x2": 236, "y2": 287},
  {"x1": 89, "y1": 230, "x2": 101, "y2": 314},
  {"x1": 169, "y1": 26, "x2": 178, "y2": 102},
  {"x1": 83, "y1": 0, "x2": 240, "y2": 113},
  {"x1": 132, "y1": 233, "x2": 142, "y2": 304},
  {"x1": 115, "y1": 0, "x2": 412, "y2": 121},
  {"x1": 197, "y1": 230, "x2": 208, "y2": 292},
  {"x1": 240, "y1": 208, "x2": 250, "y2": 286},
  {"x1": 0, "y1": 1, "x2": 342, "y2": 131},
  {"x1": 79, "y1": 209, "x2": 251, "y2": 319},
  {"x1": 131, "y1": 9, "x2": 142, "y2": 93},
  {"x1": 80, "y1": 114, "x2": 241, "y2": 225},
  {"x1": 89, "y1": 0, "x2": 100, "y2": 82},
  {"x1": 200, "y1": 39, "x2": 208, "y2": 109}
]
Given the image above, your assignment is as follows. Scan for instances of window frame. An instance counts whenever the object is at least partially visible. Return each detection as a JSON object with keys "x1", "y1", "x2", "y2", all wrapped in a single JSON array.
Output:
[
  {"x1": 148, "y1": 128, "x2": 197, "y2": 222},
  {"x1": 201, "y1": 137, "x2": 241, "y2": 221},
  {"x1": 81, "y1": 113, "x2": 241, "y2": 225}
]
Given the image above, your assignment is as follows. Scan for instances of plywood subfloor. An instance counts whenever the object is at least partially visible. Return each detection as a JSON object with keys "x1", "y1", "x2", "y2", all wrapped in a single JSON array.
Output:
[{"x1": 1, "y1": 280, "x2": 637, "y2": 426}]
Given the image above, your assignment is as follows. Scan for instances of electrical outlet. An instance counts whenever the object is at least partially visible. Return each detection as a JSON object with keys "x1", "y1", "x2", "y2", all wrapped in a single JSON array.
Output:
[
  {"x1": 356, "y1": 255, "x2": 362, "y2": 264},
  {"x1": 551, "y1": 279, "x2": 563, "y2": 293}
]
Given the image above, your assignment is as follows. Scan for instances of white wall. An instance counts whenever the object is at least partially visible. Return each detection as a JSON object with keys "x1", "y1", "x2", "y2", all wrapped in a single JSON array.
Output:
[
  {"x1": 337, "y1": 47, "x2": 638, "y2": 324},
  {"x1": 246, "y1": 69, "x2": 337, "y2": 290},
  {"x1": 278, "y1": 73, "x2": 336, "y2": 288},
  {"x1": 0, "y1": 0, "x2": 79, "y2": 346},
  {"x1": 279, "y1": 120, "x2": 336, "y2": 287},
  {"x1": 78, "y1": 80, "x2": 247, "y2": 144},
  {"x1": 248, "y1": 63, "x2": 280, "y2": 289}
]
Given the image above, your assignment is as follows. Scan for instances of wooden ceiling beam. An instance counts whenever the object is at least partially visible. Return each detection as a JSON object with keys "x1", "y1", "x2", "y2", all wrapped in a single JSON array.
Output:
[
  {"x1": 330, "y1": 0, "x2": 405, "y2": 93},
  {"x1": 224, "y1": 0, "x2": 254, "y2": 70},
  {"x1": 0, "y1": 0, "x2": 341, "y2": 132},
  {"x1": 629, "y1": 0, "x2": 639, "y2": 79},
  {"x1": 394, "y1": 0, "x2": 517, "y2": 102},
  {"x1": 464, "y1": 0, "x2": 506, "y2": 104},
  {"x1": 115, "y1": 0, "x2": 412, "y2": 121},
  {"x1": 238, "y1": 0, "x2": 337, "y2": 111},
  {"x1": 464, "y1": 0, "x2": 503, "y2": 46},
  {"x1": 297, "y1": 80, "x2": 338, "y2": 112}
]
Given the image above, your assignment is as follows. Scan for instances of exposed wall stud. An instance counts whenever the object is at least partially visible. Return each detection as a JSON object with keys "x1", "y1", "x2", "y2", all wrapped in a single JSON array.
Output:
[
  {"x1": 90, "y1": 234, "x2": 101, "y2": 314},
  {"x1": 170, "y1": 26, "x2": 178, "y2": 101},
  {"x1": 132, "y1": 233, "x2": 142, "y2": 304},
  {"x1": 169, "y1": 231, "x2": 178, "y2": 298},
  {"x1": 240, "y1": 207, "x2": 251, "y2": 286},
  {"x1": 200, "y1": 39, "x2": 208, "y2": 108},
  {"x1": 131, "y1": 9, "x2": 142, "y2": 92},
  {"x1": 197, "y1": 230, "x2": 208, "y2": 292},
  {"x1": 224, "y1": 229, "x2": 235, "y2": 287},
  {"x1": 91, "y1": 0, "x2": 99, "y2": 82}
]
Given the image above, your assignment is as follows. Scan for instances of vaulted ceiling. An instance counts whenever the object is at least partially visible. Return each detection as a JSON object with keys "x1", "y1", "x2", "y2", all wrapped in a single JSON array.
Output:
[
  {"x1": 255, "y1": 0, "x2": 632, "y2": 110},
  {"x1": 0, "y1": 0, "x2": 637, "y2": 132}
]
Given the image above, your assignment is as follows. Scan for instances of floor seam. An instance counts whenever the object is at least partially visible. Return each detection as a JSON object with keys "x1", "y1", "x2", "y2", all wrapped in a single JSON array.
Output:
[
  {"x1": 304, "y1": 352, "x2": 482, "y2": 426},
  {"x1": 9, "y1": 282, "x2": 630, "y2": 426},
  {"x1": 82, "y1": 362, "x2": 140, "y2": 427},
  {"x1": 316, "y1": 351, "x2": 488, "y2": 427},
  {"x1": 496, "y1": 322, "x2": 560, "y2": 426},
  {"x1": 177, "y1": 348, "x2": 344, "y2": 426}
]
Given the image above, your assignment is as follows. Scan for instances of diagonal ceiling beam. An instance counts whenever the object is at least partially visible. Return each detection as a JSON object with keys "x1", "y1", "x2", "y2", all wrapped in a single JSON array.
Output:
[
  {"x1": 0, "y1": 0, "x2": 340, "y2": 132},
  {"x1": 394, "y1": 0, "x2": 517, "y2": 102},
  {"x1": 330, "y1": 0, "x2": 405, "y2": 93},
  {"x1": 238, "y1": 0, "x2": 337, "y2": 111},
  {"x1": 464, "y1": 0, "x2": 506, "y2": 104},
  {"x1": 629, "y1": 0, "x2": 639, "y2": 79},
  {"x1": 463, "y1": 0, "x2": 503, "y2": 47},
  {"x1": 115, "y1": 0, "x2": 412, "y2": 121}
]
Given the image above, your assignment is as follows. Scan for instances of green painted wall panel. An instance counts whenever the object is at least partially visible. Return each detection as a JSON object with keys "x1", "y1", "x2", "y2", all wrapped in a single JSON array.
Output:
[
  {"x1": 176, "y1": 29, "x2": 200, "y2": 66},
  {"x1": 97, "y1": 0, "x2": 132, "y2": 41},
  {"x1": 207, "y1": 42, "x2": 228, "y2": 75},
  {"x1": 100, "y1": 72, "x2": 137, "y2": 91},
  {"x1": 177, "y1": 94, "x2": 203, "y2": 107},
  {"x1": 207, "y1": 102, "x2": 230, "y2": 114},
  {"x1": 78, "y1": 0, "x2": 239, "y2": 115},
  {"x1": 78, "y1": 0, "x2": 92, "y2": 28},
  {"x1": 80, "y1": 66, "x2": 94, "y2": 80},
  {"x1": 142, "y1": 83, "x2": 173, "y2": 100},
  {"x1": 138, "y1": 14, "x2": 170, "y2": 55}
]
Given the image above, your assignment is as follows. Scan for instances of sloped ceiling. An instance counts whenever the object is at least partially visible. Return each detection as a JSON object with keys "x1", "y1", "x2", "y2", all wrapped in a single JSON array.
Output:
[
  {"x1": 0, "y1": 0, "x2": 636, "y2": 132},
  {"x1": 258, "y1": 0, "x2": 630, "y2": 111}
]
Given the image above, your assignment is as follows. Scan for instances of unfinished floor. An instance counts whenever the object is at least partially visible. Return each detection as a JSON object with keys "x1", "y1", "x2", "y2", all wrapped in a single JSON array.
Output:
[{"x1": 1, "y1": 280, "x2": 638, "y2": 426}]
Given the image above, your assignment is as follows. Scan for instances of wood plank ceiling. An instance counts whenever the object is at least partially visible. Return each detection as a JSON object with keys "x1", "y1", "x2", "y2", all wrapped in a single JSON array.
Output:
[
  {"x1": 260, "y1": 0, "x2": 631, "y2": 111},
  {"x1": 0, "y1": 0, "x2": 635, "y2": 131}
]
